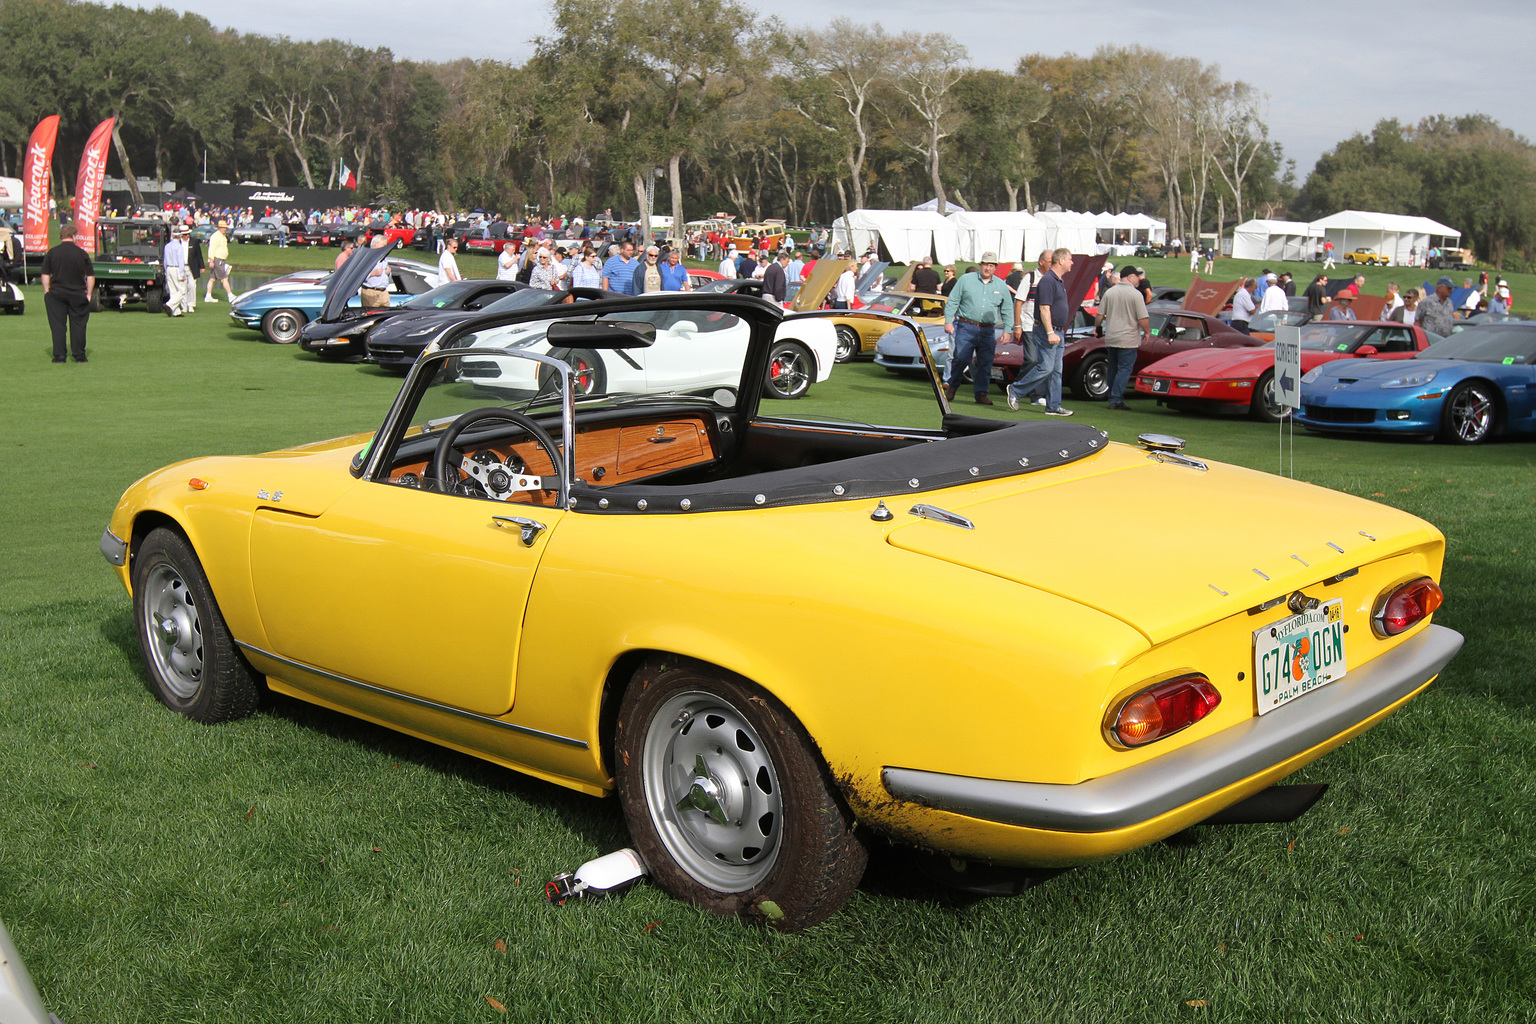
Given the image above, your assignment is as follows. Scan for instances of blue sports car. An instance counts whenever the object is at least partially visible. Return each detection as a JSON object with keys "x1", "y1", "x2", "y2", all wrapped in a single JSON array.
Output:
[
  {"x1": 1296, "y1": 322, "x2": 1536, "y2": 444},
  {"x1": 228, "y1": 257, "x2": 438, "y2": 344}
]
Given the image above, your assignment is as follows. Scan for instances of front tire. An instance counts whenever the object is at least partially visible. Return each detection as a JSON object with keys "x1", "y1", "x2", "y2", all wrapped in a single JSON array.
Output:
[
  {"x1": 762, "y1": 340, "x2": 813, "y2": 399},
  {"x1": 262, "y1": 308, "x2": 305, "y2": 344},
  {"x1": 539, "y1": 347, "x2": 606, "y2": 396},
  {"x1": 131, "y1": 528, "x2": 262, "y2": 723},
  {"x1": 614, "y1": 660, "x2": 867, "y2": 931},
  {"x1": 1440, "y1": 380, "x2": 1497, "y2": 444}
]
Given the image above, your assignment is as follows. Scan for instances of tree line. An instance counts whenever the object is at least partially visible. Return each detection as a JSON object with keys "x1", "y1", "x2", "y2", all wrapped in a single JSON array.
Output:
[{"x1": 2, "y1": 0, "x2": 1531, "y2": 268}]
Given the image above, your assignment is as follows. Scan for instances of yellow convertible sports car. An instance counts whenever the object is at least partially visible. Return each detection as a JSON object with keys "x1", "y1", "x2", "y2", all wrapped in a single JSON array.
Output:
[{"x1": 102, "y1": 293, "x2": 1462, "y2": 931}]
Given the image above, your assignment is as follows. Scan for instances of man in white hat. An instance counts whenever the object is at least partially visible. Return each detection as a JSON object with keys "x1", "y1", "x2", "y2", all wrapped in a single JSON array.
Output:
[
  {"x1": 162, "y1": 223, "x2": 192, "y2": 317},
  {"x1": 942, "y1": 251, "x2": 1013, "y2": 406}
]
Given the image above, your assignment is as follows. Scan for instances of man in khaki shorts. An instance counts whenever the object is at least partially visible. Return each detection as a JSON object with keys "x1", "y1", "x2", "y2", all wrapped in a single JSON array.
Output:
[
  {"x1": 360, "y1": 234, "x2": 392, "y2": 308},
  {"x1": 205, "y1": 220, "x2": 235, "y2": 303}
]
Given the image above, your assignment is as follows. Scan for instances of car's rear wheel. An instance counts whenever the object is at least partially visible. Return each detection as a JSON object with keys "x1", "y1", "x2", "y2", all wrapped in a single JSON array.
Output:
[
  {"x1": 1440, "y1": 380, "x2": 1497, "y2": 444},
  {"x1": 1250, "y1": 369, "x2": 1289, "y2": 422},
  {"x1": 132, "y1": 528, "x2": 262, "y2": 723},
  {"x1": 261, "y1": 308, "x2": 305, "y2": 344},
  {"x1": 614, "y1": 660, "x2": 867, "y2": 931},
  {"x1": 1071, "y1": 351, "x2": 1109, "y2": 401},
  {"x1": 833, "y1": 325, "x2": 860, "y2": 363},
  {"x1": 143, "y1": 288, "x2": 166, "y2": 315},
  {"x1": 762, "y1": 340, "x2": 813, "y2": 400}
]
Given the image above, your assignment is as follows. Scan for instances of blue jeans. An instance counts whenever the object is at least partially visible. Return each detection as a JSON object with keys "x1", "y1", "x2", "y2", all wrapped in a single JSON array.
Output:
[
  {"x1": 1009, "y1": 323, "x2": 1063, "y2": 410},
  {"x1": 1105, "y1": 346, "x2": 1137, "y2": 403},
  {"x1": 947, "y1": 321, "x2": 996, "y2": 395}
]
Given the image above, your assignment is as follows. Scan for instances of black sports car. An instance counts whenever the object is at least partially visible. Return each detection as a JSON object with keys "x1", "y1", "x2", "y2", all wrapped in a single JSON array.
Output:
[
  {"x1": 299, "y1": 246, "x2": 529, "y2": 360},
  {"x1": 365, "y1": 284, "x2": 617, "y2": 371}
]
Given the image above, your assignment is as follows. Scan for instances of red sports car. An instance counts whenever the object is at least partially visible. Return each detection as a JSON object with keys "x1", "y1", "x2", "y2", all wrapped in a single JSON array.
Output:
[
  {"x1": 1134, "y1": 320, "x2": 1432, "y2": 421},
  {"x1": 993, "y1": 309, "x2": 1259, "y2": 399}
]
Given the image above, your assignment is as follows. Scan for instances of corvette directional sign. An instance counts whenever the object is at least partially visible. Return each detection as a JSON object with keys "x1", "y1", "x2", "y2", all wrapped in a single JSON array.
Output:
[{"x1": 1273, "y1": 325, "x2": 1301, "y2": 409}]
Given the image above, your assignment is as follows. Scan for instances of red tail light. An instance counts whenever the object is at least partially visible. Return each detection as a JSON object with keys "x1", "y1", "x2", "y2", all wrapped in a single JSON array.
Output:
[
  {"x1": 1373, "y1": 577, "x2": 1443, "y2": 637},
  {"x1": 1108, "y1": 674, "x2": 1221, "y2": 748}
]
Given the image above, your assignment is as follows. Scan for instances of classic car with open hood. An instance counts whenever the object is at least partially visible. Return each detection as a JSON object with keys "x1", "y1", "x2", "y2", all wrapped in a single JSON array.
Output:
[{"x1": 101, "y1": 293, "x2": 1461, "y2": 931}]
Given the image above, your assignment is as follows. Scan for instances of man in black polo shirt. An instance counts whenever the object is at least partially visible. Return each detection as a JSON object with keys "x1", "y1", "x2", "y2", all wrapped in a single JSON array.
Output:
[{"x1": 41, "y1": 222, "x2": 95, "y2": 363}]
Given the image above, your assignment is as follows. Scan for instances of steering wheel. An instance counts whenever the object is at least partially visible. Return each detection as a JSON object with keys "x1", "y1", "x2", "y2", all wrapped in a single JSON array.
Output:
[{"x1": 430, "y1": 407, "x2": 564, "y2": 501}]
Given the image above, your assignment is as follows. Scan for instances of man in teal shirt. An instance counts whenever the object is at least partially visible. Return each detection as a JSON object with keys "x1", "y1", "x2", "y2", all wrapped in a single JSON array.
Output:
[{"x1": 942, "y1": 252, "x2": 1014, "y2": 405}]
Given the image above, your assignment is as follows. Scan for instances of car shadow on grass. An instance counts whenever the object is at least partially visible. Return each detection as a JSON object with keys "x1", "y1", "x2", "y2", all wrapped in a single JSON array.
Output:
[{"x1": 96, "y1": 607, "x2": 629, "y2": 853}]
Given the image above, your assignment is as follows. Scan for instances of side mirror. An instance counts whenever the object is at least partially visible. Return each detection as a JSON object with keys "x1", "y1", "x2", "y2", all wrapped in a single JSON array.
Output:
[{"x1": 1355, "y1": 345, "x2": 1378, "y2": 357}]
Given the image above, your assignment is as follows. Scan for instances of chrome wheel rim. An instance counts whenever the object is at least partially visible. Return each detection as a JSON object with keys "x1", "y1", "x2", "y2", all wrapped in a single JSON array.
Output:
[
  {"x1": 142, "y1": 563, "x2": 204, "y2": 699},
  {"x1": 834, "y1": 327, "x2": 858, "y2": 362},
  {"x1": 642, "y1": 690, "x2": 783, "y2": 891},
  {"x1": 1451, "y1": 386, "x2": 1493, "y2": 441},
  {"x1": 768, "y1": 348, "x2": 810, "y2": 397},
  {"x1": 268, "y1": 311, "x2": 300, "y2": 343},
  {"x1": 1259, "y1": 375, "x2": 1287, "y2": 420},
  {"x1": 1084, "y1": 358, "x2": 1108, "y2": 399}
]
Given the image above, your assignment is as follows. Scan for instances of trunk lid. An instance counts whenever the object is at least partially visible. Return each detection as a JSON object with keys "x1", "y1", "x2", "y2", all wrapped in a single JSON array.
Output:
[{"x1": 885, "y1": 448, "x2": 1440, "y2": 644}]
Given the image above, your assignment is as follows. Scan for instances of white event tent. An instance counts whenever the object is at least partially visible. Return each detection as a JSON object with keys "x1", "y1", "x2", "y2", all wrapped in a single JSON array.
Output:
[
  {"x1": 945, "y1": 210, "x2": 1048, "y2": 264},
  {"x1": 829, "y1": 210, "x2": 960, "y2": 265},
  {"x1": 1307, "y1": 210, "x2": 1461, "y2": 266},
  {"x1": 1033, "y1": 211, "x2": 1098, "y2": 253},
  {"x1": 1230, "y1": 219, "x2": 1324, "y2": 262}
]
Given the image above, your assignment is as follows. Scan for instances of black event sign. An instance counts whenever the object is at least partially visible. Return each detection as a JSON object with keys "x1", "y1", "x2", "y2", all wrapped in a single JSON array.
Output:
[{"x1": 105, "y1": 182, "x2": 357, "y2": 213}]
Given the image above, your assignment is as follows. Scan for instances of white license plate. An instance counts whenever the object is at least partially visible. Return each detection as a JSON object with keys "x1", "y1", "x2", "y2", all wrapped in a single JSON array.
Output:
[{"x1": 1253, "y1": 599, "x2": 1347, "y2": 714}]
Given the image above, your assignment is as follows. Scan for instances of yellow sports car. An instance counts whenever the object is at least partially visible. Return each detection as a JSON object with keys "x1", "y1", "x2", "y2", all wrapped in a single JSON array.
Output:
[
  {"x1": 102, "y1": 293, "x2": 1462, "y2": 931},
  {"x1": 1344, "y1": 247, "x2": 1391, "y2": 266}
]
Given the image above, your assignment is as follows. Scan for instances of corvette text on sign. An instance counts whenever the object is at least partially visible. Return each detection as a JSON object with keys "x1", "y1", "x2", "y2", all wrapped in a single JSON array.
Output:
[{"x1": 1273, "y1": 324, "x2": 1302, "y2": 408}]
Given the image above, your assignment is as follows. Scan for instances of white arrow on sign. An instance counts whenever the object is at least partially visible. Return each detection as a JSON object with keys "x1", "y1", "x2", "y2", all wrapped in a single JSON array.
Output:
[{"x1": 1273, "y1": 324, "x2": 1302, "y2": 409}]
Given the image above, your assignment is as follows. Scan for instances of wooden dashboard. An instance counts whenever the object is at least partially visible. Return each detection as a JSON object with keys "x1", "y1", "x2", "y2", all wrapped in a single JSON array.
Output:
[{"x1": 388, "y1": 413, "x2": 717, "y2": 502}]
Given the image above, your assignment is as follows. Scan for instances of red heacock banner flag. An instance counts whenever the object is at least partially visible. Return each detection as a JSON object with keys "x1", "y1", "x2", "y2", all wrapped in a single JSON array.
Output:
[
  {"x1": 74, "y1": 118, "x2": 115, "y2": 255},
  {"x1": 21, "y1": 115, "x2": 59, "y2": 254}
]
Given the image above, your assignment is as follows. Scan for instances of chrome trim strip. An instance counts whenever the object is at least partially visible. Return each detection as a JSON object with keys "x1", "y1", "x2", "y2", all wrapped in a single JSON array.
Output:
[
  {"x1": 237, "y1": 642, "x2": 589, "y2": 749},
  {"x1": 99, "y1": 527, "x2": 127, "y2": 567},
  {"x1": 882, "y1": 624, "x2": 1462, "y2": 833}
]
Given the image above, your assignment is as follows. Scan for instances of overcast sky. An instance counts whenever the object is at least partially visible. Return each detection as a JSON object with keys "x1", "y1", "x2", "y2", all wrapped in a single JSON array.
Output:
[{"x1": 134, "y1": 0, "x2": 1535, "y2": 180}]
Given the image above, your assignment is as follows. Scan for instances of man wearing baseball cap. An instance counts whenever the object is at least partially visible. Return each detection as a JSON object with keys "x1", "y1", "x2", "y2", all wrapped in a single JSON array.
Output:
[
  {"x1": 941, "y1": 251, "x2": 1013, "y2": 406},
  {"x1": 1098, "y1": 265, "x2": 1150, "y2": 410},
  {"x1": 1417, "y1": 276, "x2": 1457, "y2": 337}
]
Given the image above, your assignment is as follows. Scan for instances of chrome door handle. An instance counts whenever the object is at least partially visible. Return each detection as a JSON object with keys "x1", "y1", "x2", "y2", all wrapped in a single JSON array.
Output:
[{"x1": 492, "y1": 515, "x2": 546, "y2": 545}]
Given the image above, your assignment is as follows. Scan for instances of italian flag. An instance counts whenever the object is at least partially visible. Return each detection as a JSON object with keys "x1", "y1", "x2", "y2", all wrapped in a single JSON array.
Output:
[{"x1": 340, "y1": 163, "x2": 357, "y2": 190}]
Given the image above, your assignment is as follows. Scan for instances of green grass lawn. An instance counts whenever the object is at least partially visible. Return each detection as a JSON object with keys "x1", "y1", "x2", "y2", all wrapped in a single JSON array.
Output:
[{"x1": 2, "y1": 261, "x2": 1535, "y2": 1023}]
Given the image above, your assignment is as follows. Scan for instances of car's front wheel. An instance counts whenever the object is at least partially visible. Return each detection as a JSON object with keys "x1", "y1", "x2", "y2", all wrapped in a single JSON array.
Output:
[
  {"x1": 132, "y1": 528, "x2": 262, "y2": 723},
  {"x1": 261, "y1": 308, "x2": 305, "y2": 344},
  {"x1": 614, "y1": 660, "x2": 867, "y2": 931},
  {"x1": 762, "y1": 340, "x2": 813, "y2": 399},
  {"x1": 1440, "y1": 380, "x2": 1497, "y2": 444}
]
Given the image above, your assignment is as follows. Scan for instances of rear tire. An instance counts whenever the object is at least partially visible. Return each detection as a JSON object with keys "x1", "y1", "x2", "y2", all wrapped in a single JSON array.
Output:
[
  {"x1": 1249, "y1": 369, "x2": 1289, "y2": 422},
  {"x1": 762, "y1": 340, "x2": 813, "y2": 399},
  {"x1": 614, "y1": 659, "x2": 867, "y2": 931},
  {"x1": 1071, "y1": 351, "x2": 1109, "y2": 401},
  {"x1": 131, "y1": 528, "x2": 262, "y2": 723},
  {"x1": 143, "y1": 288, "x2": 166, "y2": 315},
  {"x1": 833, "y1": 325, "x2": 860, "y2": 363}
]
